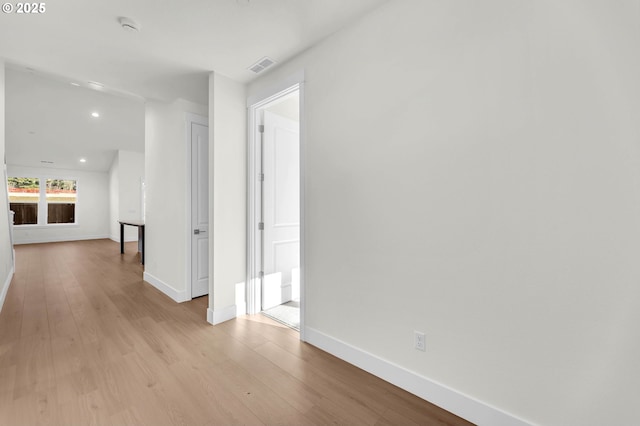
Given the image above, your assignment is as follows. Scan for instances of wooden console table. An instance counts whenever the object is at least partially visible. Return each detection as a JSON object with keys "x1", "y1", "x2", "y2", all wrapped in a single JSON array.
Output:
[{"x1": 119, "y1": 220, "x2": 145, "y2": 265}]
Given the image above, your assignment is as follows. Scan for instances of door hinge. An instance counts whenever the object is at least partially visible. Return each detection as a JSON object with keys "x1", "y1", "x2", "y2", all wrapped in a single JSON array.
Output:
[
  {"x1": 259, "y1": 173, "x2": 264, "y2": 181},
  {"x1": 258, "y1": 125, "x2": 264, "y2": 133},
  {"x1": 258, "y1": 222, "x2": 264, "y2": 230},
  {"x1": 259, "y1": 271, "x2": 264, "y2": 279}
]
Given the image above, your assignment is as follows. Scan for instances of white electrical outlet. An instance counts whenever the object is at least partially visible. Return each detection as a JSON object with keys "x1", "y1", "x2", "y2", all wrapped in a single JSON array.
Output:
[{"x1": 414, "y1": 331, "x2": 426, "y2": 352}]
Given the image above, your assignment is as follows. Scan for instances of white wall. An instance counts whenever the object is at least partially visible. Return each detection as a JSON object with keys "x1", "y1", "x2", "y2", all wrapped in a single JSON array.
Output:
[
  {"x1": 109, "y1": 150, "x2": 145, "y2": 242},
  {"x1": 246, "y1": 1, "x2": 640, "y2": 425},
  {"x1": 144, "y1": 99, "x2": 207, "y2": 303},
  {"x1": 7, "y1": 165, "x2": 110, "y2": 244},
  {"x1": 118, "y1": 150, "x2": 144, "y2": 231},
  {"x1": 108, "y1": 153, "x2": 119, "y2": 241},
  {"x1": 208, "y1": 72, "x2": 246, "y2": 323},
  {"x1": 0, "y1": 61, "x2": 15, "y2": 313}
]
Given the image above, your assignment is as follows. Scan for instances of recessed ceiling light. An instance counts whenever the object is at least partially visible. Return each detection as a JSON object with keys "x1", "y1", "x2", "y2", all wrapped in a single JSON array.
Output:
[
  {"x1": 91, "y1": 112, "x2": 100, "y2": 118},
  {"x1": 88, "y1": 81, "x2": 104, "y2": 91},
  {"x1": 80, "y1": 158, "x2": 87, "y2": 163}
]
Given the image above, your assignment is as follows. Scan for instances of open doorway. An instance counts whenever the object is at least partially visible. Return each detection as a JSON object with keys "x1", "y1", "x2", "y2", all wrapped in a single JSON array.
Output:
[{"x1": 247, "y1": 85, "x2": 301, "y2": 331}]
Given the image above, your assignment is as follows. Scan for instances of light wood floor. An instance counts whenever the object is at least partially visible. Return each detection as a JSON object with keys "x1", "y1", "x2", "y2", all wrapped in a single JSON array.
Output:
[{"x1": 0, "y1": 239, "x2": 473, "y2": 425}]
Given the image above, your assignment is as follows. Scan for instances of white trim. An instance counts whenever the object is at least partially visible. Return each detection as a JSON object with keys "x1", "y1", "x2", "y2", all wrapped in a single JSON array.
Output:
[
  {"x1": 298, "y1": 80, "x2": 306, "y2": 341},
  {"x1": 207, "y1": 304, "x2": 237, "y2": 325},
  {"x1": 185, "y1": 113, "x2": 209, "y2": 302},
  {"x1": 143, "y1": 271, "x2": 189, "y2": 303},
  {"x1": 247, "y1": 70, "x2": 306, "y2": 107},
  {"x1": 235, "y1": 281, "x2": 247, "y2": 316},
  {"x1": 185, "y1": 115, "x2": 191, "y2": 301},
  {"x1": 304, "y1": 327, "x2": 534, "y2": 426},
  {"x1": 0, "y1": 263, "x2": 14, "y2": 314},
  {"x1": 13, "y1": 223, "x2": 80, "y2": 230},
  {"x1": 185, "y1": 112, "x2": 209, "y2": 127},
  {"x1": 4, "y1": 165, "x2": 16, "y2": 272},
  {"x1": 246, "y1": 98, "x2": 260, "y2": 315},
  {"x1": 13, "y1": 234, "x2": 110, "y2": 245},
  {"x1": 246, "y1": 72, "x2": 306, "y2": 342}
]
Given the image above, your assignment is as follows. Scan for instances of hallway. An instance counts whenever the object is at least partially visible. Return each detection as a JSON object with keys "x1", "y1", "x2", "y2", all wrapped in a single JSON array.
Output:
[{"x1": 0, "y1": 239, "x2": 470, "y2": 425}]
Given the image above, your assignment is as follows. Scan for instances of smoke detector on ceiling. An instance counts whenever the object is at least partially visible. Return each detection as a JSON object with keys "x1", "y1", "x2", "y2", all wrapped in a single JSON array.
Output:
[
  {"x1": 248, "y1": 57, "x2": 276, "y2": 74},
  {"x1": 119, "y1": 17, "x2": 141, "y2": 32}
]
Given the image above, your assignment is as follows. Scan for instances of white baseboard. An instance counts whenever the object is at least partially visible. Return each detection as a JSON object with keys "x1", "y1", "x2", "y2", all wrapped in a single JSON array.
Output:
[
  {"x1": 14, "y1": 234, "x2": 110, "y2": 245},
  {"x1": 207, "y1": 305, "x2": 237, "y2": 325},
  {"x1": 0, "y1": 263, "x2": 15, "y2": 314},
  {"x1": 143, "y1": 272, "x2": 189, "y2": 303},
  {"x1": 304, "y1": 327, "x2": 533, "y2": 426}
]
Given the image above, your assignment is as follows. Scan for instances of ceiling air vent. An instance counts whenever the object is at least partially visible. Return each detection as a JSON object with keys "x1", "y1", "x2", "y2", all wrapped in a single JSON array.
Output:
[{"x1": 248, "y1": 57, "x2": 276, "y2": 74}]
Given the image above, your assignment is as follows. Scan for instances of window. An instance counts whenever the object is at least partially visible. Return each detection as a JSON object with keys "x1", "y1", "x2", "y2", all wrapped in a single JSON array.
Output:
[
  {"x1": 8, "y1": 177, "x2": 40, "y2": 225},
  {"x1": 7, "y1": 176, "x2": 78, "y2": 226},
  {"x1": 46, "y1": 179, "x2": 77, "y2": 224}
]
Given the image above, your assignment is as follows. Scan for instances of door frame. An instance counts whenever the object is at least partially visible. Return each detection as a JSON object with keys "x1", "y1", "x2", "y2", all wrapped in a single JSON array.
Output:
[
  {"x1": 246, "y1": 72, "x2": 306, "y2": 340},
  {"x1": 185, "y1": 112, "x2": 209, "y2": 301}
]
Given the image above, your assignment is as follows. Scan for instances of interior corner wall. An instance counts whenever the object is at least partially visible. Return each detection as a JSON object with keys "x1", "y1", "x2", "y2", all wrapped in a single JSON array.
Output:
[
  {"x1": 246, "y1": 1, "x2": 640, "y2": 425},
  {"x1": 108, "y1": 150, "x2": 145, "y2": 243},
  {"x1": 0, "y1": 61, "x2": 14, "y2": 313},
  {"x1": 108, "y1": 153, "x2": 120, "y2": 241},
  {"x1": 118, "y1": 150, "x2": 145, "y2": 241},
  {"x1": 144, "y1": 99, "x2": 207, "y2": 302},
  {"x1": 208, "y1": 72, "x2": 246, "y2": 320}
]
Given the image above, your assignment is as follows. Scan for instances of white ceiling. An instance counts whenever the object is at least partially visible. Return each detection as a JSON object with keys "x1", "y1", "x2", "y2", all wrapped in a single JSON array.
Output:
[
  {"x1": 0, "y1": 0, "x2": 387, "y2": 104},
  {"x1": 1, "y1": 0, "x2": 386, "y2": 172},
  {"x1": 5, "y1": 67, "x2": 145, "y2": 172}
]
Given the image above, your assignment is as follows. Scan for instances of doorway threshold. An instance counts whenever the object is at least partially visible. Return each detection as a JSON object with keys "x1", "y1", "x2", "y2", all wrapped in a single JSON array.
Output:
[{"x1": 261, "y1": 300, "x2": 300, "y2": 331}]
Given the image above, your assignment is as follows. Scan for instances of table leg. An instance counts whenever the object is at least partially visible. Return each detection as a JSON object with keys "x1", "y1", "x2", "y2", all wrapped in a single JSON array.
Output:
[
  {"x1": 141, "y1": 226, "x2": 145, "y2": 265},
  {"x1": 120, "y1": 223, "x2": 124, "y2": 254}
]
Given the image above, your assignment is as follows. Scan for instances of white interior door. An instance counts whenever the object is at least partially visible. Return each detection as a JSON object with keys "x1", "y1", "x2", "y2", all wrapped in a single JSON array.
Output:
[
  {"x1": 191, "y1": 122, "x2": 209, "y2": 298},
  {"x1": 262, "y1": 110, "x2": 300, "y2": 310}
]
